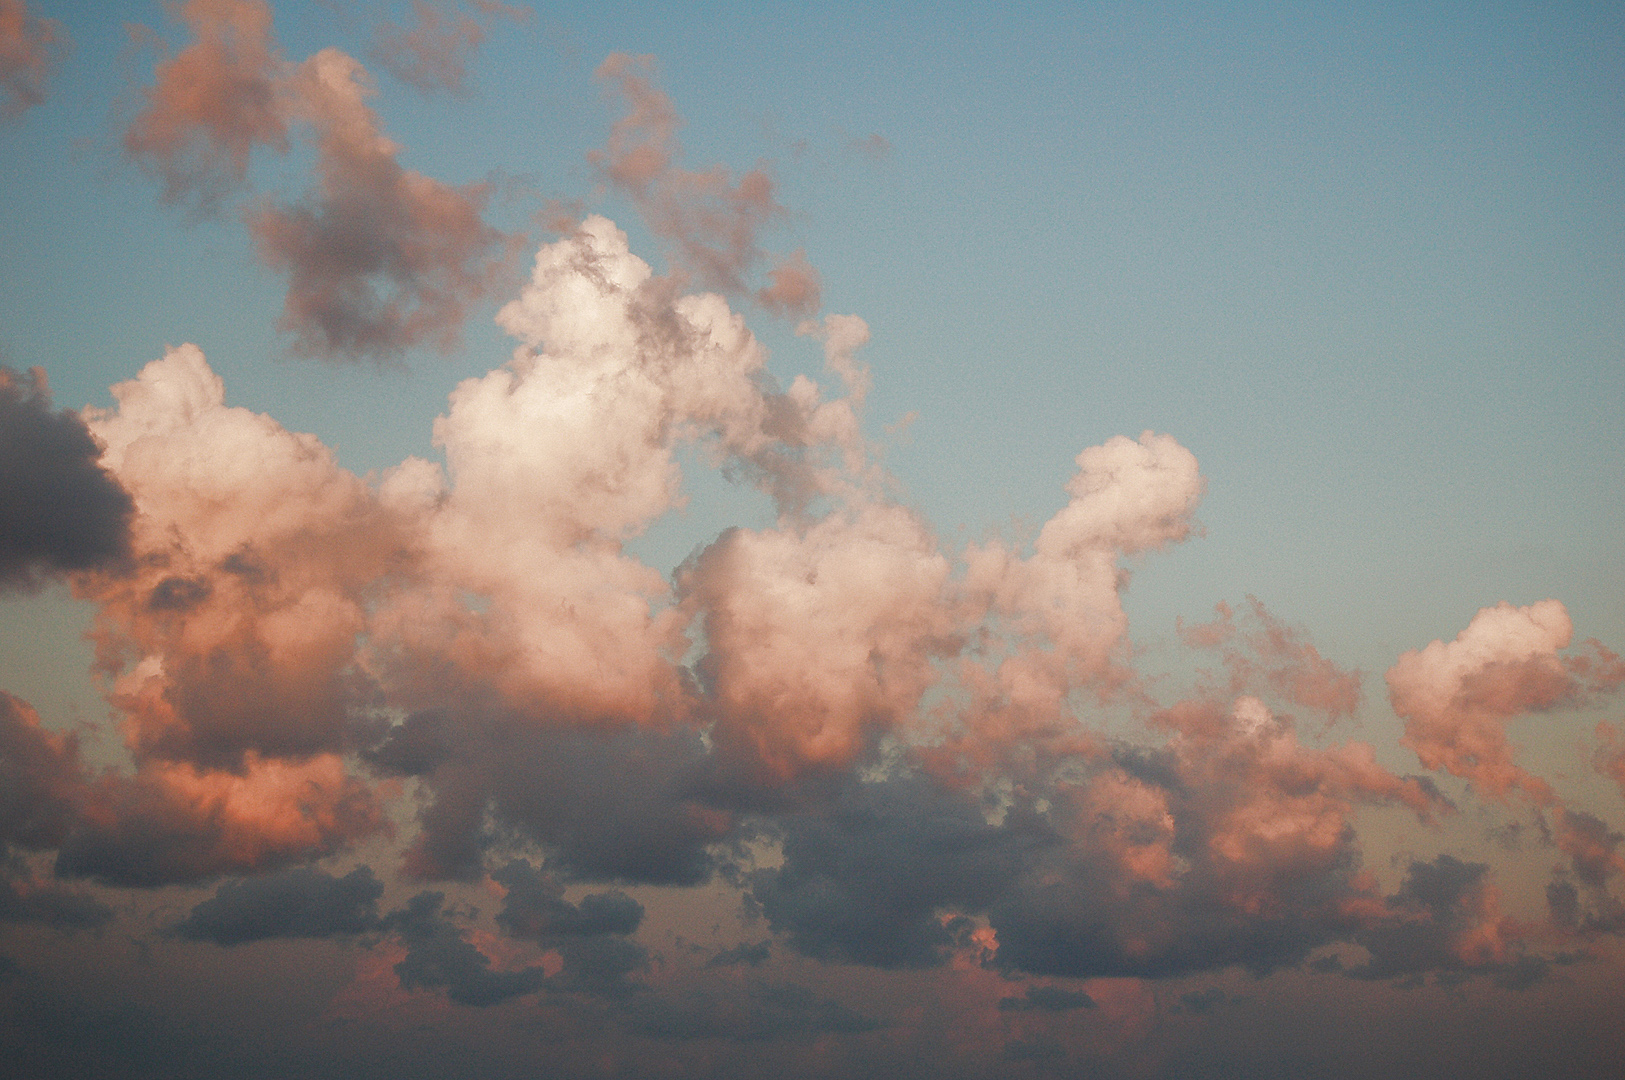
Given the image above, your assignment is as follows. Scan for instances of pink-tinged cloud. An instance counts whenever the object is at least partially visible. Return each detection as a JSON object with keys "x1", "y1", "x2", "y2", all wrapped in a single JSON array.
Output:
[
  {"x1": 590, "y1": 54, "x2": 821, "y2": 317},
  {"x1": 1596, "y1": 722, "x2": 1625, "y2": 800},
  {"x1": 80, "y1": 344, "x2": 406, "y2": 766},
  {"x1": 372, "y1": 1, "x2": 529, "y2": 97},
  {"x1": 0, "y1": 0, "x2": 62, "y2": 120},
  {"x1": 958, "y1": 432, "x2": 1203, "y2": 743},
  {"x1": 1179, "y1": 598, "x2": 1364, "y2": 721},
  {"x1": 124, "y1": 4, "x2": 512, "y2": 358},
  {"x1": 371, "y1": 219, "x2": 880, "y2": 737},
  {"x1": 123, "y1": 0, "x2": 288, "y2": 208},
  {"x1": 681, "y1": 502, "x2": 957, "y2": 782},
  {"x1": 250, "y1": 47, "x2": 514, "y2": 359},
  {"x1": 1386, "y1": 600, "x2": 1625, "y2": 802}
]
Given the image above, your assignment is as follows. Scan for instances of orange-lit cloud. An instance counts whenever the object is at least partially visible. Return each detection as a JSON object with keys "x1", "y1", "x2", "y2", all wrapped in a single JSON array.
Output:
[{"x1": 0, "y1": 0, "x2": 61, "y2": 121}]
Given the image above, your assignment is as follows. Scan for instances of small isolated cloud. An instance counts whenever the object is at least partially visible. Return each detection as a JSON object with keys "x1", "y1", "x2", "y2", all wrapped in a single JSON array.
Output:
[
  {"x1": 997, "y1": 984, "x2": 1095, "y2": 1012},
  {"x1": 371, "y1": 1, "x2": 530, "y2": 97},
  {"x1": 123, "y1": 0, "x2": 289, "y2": 209},
  {"x1": 846, "y1": 132, "x2": 891, "y2": 159},
  {"x1": 0, "y1": 0, "x2": 63, "y2": 121},
  {"x1": 174, "y1": 865, "x2": 386, "y2": 945},
  {"x1": 0, "y1": 366, "x2": 133, "y2": 591},
  {"x1": 706, "y1": 940, "x2": 770, "y2": 968}
]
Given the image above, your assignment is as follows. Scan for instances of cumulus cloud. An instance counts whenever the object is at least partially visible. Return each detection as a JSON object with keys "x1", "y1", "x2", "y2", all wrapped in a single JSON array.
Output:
[
  {"x1": 13, "y1": 43, "x2": 1625, "y2": 1016},
  {"x1": 591, "y1": 54, "x2": 821, "y2": 317},
  {"x1": 1347, "y1": 855, "x2": 1529, "y2": 983},
  {"x1": 6, "y1": 218, "x2": 1611, "y2": 1002},
  {"x1": 1387, "y1": 600, "x2": 1625, "y2": 803},
  {"x1": 0, "y1": 367, "x2": 133, "y2": 590},
  {"x1": 79, "y1": 344, "x2": 404, "y2": 767}
]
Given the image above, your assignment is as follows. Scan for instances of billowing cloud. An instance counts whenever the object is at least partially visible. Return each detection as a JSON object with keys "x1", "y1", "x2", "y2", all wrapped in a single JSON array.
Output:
[
  {"x1": 1346, "y1": 855, "x2": 1531, "y2": 984},
  {"x1": 0, "y1": 0, "x2": 62, "y2": 120},
  {"x1": 0, "y1": 366, "x2": 133, "y2": 590},
  {"x1": 79, "y1": 344, "x2": 404, "y2": 767},
  {"x1": 1386, "y1": 600, "x2": 1625, "y2": 803}
]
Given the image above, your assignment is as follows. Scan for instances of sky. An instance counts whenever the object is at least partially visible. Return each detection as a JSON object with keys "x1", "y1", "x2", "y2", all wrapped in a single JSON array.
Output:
[{"x1": 1, "y1": 1, "x2": 1623, "y2": 1077}]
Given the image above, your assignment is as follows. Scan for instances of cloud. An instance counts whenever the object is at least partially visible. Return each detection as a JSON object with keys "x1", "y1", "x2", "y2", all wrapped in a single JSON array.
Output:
[
  {"x1": 371, "y1": 1, "x2": 529, "y2": 97},
  {"x1": 628, "y1": 981, "x2": 881, "y2": 1041},
  {"x1": 706, "y1": 940, "x2": 770, "y2": 968},
  {"x1": 491, "y1": 859, "x2": 644, "y2": 939},
  {"x1": 846, "y1": 132, "x2": 891, "y2": 160},
  {"x1": 79, "y1": 344, "x2": 406, "y2": 768},
  {"x1": 368, "y1": 714, "x2": 731, "y2": 886},
  {"x1": 749, "y1": 775, "x2": 1047, "y2": 969},
  {"x1": 1179, "y1": 597, "x2": 1364, "y2": 721},
  {"x1": 0, "y1": 367, "x2": 133, "y2": 590},
  {"x1": 250, "y1": 47, "x2": 515, "y2": 359},
  {"x1": 174, "y1": 865, "x2": 385, "y2": 944},
  {"x1": 0, "y1": 0, "x2": 62, "y2": 120},
  {"x1": 0, "y1": 692, "x2": 84, "y2": 854},
  {"x1": 387, "y1": 890, "x2": 551, "y2": 1006},
  {"x1": 125, "y1": 3, "x2": 514, "y2": 358},
  {"x1": 1347, "y1": 855, "x2": 1528, "y2": 983},
  {"x1": 123, "y1": 0, "x2": 289, "y2": 208},
  {"x1": 590, "y1": 54, "x2": 821, "y2": 318},
  {"x1": 55, "y1": 753, "x2": 385, "y2": 887},
  {"x1": 997, "y1": 984, "x2": 1095, "y2": 1012},
  {"x1": 0, "y1": 694, "x2": 113, "y2": 931},
  {"x1": 1386, "y1": 600, "x2": 1625, "y2": 803}
]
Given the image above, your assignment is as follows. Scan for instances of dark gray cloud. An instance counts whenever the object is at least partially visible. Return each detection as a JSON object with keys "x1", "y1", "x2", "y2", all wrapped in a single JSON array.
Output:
[
  {"x1": 0, "y1": 367, "x2": 132, "y2": 590},
  {"x1": 0, "y1": 853, "x2": 112, "y2": 930},
  {"x1": 627, "y1": 981, "x2": 880, "y2": 1042},
  {"x1": 997, "y1": 984, "x2": 1095, "y2": 1012},
  {"x1": 368, "y1": 713, "x2": 731, "y2": 886},
  {"x1": 386, "y1": 890, "x2": 549, "y2": 1006},
  {"x1": 0, "y1": 691, "x2": 84, "y2": 853},
  {"x1": 1347, "y1": 855, "x2": 1541, "y2": 986},
  {"x1": 173, "y1": 865, "x2": 385, "y2": 945},
  {"x1": 492, "y1": 859, "x2": 643, "y2": 939},
  {"x1": 748, "y1": 775, "x2": 1047, "y2": 969},
  {"x1": 706, "y1": 940, "x2": 770, "y2": 968}
]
